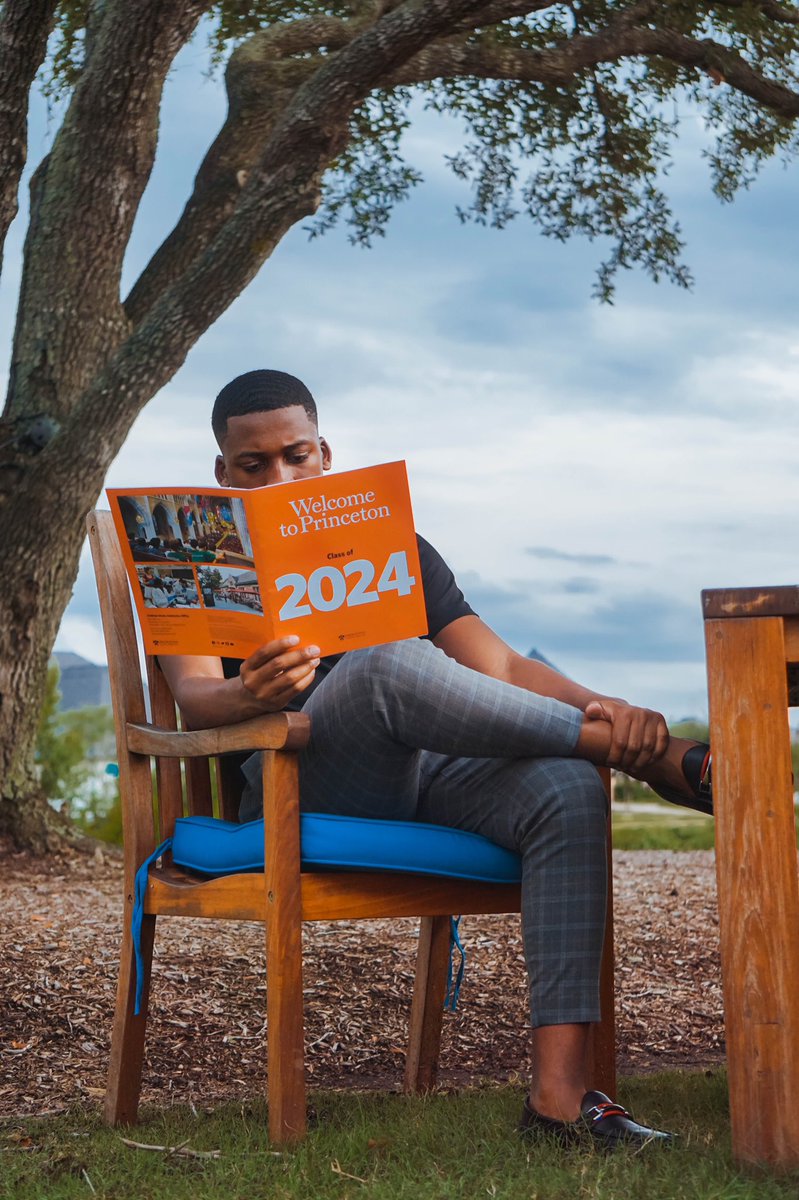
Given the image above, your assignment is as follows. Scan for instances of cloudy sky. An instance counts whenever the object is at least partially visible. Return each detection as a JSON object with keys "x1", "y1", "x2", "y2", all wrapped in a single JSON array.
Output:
[{"x1": 3, "y1": 30, "x2": 798, "y2": 722}]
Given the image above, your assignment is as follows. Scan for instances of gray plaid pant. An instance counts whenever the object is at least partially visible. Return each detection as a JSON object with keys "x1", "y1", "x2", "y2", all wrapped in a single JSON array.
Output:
[{"x1": 240, "y1": 639, "x2": 608, "y2": 1027}]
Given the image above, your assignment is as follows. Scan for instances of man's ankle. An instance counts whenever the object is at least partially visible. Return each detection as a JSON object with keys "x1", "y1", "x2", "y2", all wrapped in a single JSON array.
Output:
[{"x1": 526, "y1": 1087, "x2": 583, "y2": 1124}]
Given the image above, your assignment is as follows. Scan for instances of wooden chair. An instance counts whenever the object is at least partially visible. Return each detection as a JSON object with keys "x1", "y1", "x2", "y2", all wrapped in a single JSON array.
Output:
[{"x1": 88, "y1": 509, "x2": 616, "y2": 1144}]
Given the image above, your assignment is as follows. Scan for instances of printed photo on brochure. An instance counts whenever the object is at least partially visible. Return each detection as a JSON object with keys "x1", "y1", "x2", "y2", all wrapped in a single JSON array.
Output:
[{"x1": 107, "y1": 461, "x2": 427, "y2": 659}]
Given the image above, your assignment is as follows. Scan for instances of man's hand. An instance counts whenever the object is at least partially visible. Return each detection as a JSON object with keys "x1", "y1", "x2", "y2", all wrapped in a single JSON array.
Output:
[
  {"x1": 584, "y1": 698, "x2": 669, "y2": 773},
  {"x1": 240, "y1": 635, "x2": 320, "y2": 712}
]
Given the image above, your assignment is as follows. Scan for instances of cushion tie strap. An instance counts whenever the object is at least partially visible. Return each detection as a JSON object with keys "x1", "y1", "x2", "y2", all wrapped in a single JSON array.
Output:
[
  {"x1": 444, "y1": 916, "x2": 465, "y2": 1012},
  {"x1": 132, "y1": 839, "x2": 172, "y2": 1015}
]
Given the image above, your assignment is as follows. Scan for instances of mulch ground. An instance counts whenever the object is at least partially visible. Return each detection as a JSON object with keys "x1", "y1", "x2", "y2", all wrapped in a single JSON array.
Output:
[{"x1": 0, "y1": 842, "x2": 724, "y2": 1119}]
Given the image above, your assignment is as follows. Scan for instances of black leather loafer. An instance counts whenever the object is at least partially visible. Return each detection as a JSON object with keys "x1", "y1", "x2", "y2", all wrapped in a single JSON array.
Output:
[
  {"x1": 652, "y1": 742, "x2": 713, "y2": 816},
  {"x1": 519, "y1": 1091, "x2": 676, "y2": 1151},
  {"x1": 581, "y1": 1090, "x2": 676, "y2": 1149},
  {"x1": 517, "y1": 1096, "x2": 582, "y2": 1147}
]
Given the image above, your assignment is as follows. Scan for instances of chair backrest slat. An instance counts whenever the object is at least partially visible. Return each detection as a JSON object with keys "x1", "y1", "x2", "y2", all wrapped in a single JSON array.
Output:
[
  {"x1": 87, "y1": 511, "x2": 155, "y2": 867},
  {"x1": 218, "y1": 757, "x2": 244, "y2": 822},
  {"x1": 146, "y1": 654, "x2": 216, "y2": 820},
  {"x1": 146, "y1": 656, "x2": 185, "y2": 839},
  {"x1": 89, "y1": 509, "x2": 240, "y2": 835},
  {"x1": 88, "y1": 512, "x2": 148, "y2": 727},
  {"x1": 185, "y1": 758, "x2": 215, "y2": 817}
]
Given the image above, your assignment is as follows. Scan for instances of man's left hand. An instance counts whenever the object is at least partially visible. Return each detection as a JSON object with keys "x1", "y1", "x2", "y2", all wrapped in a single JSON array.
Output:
[{"x1": 584, "y1": 698, "x2": 669, "y2": 773}]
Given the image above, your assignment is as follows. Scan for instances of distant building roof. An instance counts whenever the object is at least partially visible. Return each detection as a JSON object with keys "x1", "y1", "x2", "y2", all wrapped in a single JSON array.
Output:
[
  {"x1": 527, "y1": 647, "x2": 562, "y2": 673},
  {"x1": 52, "y1": 652, "x2": 111, "y2": 710}
]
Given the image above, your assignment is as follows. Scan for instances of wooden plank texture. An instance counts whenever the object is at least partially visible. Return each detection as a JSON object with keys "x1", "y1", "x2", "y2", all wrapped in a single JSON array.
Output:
[
  {"x1": 705, "y1": 616, "x2": 799, "y2": 1167},
  {"x1": 88, "y1": 514, "x2": 155, "y2": 874},
  {"x1": 781, "y1": 617, "x2": 799, "y2": 666},
  {"x1": 126, "y1": 713, "x2": 309, "y2": 757},
  {"x1": 702, "y1": 586, "x2": 799, "y2": 620},
  {"x1": 263, "y1": 751, "x2": 307, "y2": 1144},
  {"x1": 404, "y1": 915, "x2": 451, "y2": 1094},
  {"x1": 146, "y1": 656, "x2": 185, "y2": 839},
  {"x1": 104, "y1": 908, "x2": 155, "y2": 1126},
  {"x1": 186, "y1": 758, "x2": 215, "y2": 817},
  {"x1": 299, "y1": 875, "x2": 522, "y2": 921},
  {"x1": 145, "y1": 869, "x2": 522, "y2": 924},
  {"x1": 587, "y1": 767, "x2": 616, "y2": 1097}
]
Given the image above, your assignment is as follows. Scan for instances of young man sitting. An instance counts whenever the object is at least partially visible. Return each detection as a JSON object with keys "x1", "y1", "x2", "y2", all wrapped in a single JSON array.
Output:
[{"x1": 160, "y1": 370, "x2": 712, "y2": 1150}]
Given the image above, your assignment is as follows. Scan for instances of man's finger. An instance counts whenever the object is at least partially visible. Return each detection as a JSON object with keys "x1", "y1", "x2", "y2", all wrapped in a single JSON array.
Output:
[
  {"x1": 245, "y1": 635, "x2": 306, "y2": 670},
  {"x1": 244, "y1": 644, "x2": 320, "y2": 683},
  {"x1": 270, "y1": 663, "x2": 318, "y2": 705}
]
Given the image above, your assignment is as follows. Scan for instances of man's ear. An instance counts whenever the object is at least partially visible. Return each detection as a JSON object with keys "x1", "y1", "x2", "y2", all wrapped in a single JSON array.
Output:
[
  {"x1": 320, "y1": 437, "x2": 332, "y2": 471},
  {"x1": 214, "y1": 454, "x2": 229, "y2": 485}
]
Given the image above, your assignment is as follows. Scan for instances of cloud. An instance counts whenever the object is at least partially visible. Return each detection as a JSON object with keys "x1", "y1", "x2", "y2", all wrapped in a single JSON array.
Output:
[
  {"x1": 8, "y1": 40, "x2": 799, "y2": 727},
  {"x1": 458, "y1": 571, "x2": 704, "y2": 664},
  {"x1": 54, "y1": 616, "x2": 107, "y2": 666},
  {"x1": 560, "y1": 577, "x2": 601, "y2": 595},
  {"x1": 525, "y1": 546, "x2": 618, "y2": 567}
]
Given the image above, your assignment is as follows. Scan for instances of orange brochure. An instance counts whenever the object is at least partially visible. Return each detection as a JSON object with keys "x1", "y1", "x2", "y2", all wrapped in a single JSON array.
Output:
[{"x1": 106, "y1": 461, "x2": 427, "y2": 659}]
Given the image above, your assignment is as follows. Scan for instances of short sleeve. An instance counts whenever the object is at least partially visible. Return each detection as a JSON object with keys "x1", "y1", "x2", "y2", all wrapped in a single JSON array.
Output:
[{"x1": 417, "y1": 534, "x2": 476, "y2": 639}]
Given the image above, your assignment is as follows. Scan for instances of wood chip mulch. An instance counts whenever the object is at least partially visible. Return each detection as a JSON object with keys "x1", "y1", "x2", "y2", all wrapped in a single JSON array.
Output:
[{"x1": 0, "y1": 841, "x2": 724, "y2": 1119}]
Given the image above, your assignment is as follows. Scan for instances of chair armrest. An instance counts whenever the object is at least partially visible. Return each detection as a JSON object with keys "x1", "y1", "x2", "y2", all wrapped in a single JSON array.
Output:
[{"x1": 126, "y1": 711, "x2": 310, "y2": 757}]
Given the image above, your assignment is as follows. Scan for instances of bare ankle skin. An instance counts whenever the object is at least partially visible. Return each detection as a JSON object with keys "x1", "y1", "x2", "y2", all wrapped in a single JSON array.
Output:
[{"x1": 528, "y1": 1024, "x2": 590, "y2": 1122}]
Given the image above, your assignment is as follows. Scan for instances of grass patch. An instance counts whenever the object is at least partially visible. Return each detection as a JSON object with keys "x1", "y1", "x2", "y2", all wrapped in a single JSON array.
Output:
[
  {"x1": 611, "y1": 807, "x2": 716, "y2": 851},
  {"x1": 3, "y1": 1072, "x2": 798, "y2": 1199},
  {"x1": 610, "y1": 802, "x2": 799, "y2": 851}
]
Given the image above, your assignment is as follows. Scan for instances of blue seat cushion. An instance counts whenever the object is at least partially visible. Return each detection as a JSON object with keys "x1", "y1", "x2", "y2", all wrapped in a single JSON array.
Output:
[{"x1": 171, "y1": 813, "x2": 522, "y2": 884}]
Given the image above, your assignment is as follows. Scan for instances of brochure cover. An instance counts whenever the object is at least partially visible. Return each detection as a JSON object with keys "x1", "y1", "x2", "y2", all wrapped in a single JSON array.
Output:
[{"x1": 107, "y1": 461, "x2": 427, "y2": 658}]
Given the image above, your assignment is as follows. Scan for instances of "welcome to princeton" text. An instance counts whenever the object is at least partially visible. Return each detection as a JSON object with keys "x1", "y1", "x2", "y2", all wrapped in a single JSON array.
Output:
[{"x1": 279, "y1": 489, "x2": 391, "y2": 537}]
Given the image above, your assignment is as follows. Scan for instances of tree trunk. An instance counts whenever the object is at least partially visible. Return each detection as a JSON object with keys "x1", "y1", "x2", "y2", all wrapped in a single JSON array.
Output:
[
  {"x1": 0, "y1": 0, "x2": 58, "y2": 274},
  {"x1": 0, "y1": 0, "x2": 496, "y2": 850},
  {"x1": 4, "y1": 0, "x2": 798, "y2": 851},
  {"x1": 0, "y1": 423, "x2": 118, "y2": 848}
]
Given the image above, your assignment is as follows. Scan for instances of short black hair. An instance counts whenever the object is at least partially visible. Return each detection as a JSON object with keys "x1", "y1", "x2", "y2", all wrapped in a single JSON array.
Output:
[{"x1": 212, "y1": 370, "x2": 318, "y2": 444}]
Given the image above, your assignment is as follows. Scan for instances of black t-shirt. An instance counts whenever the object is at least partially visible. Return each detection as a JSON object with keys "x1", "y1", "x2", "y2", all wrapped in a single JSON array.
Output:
[{"x1": 221, "y1": 534, "x2": 475, "y2": 710}]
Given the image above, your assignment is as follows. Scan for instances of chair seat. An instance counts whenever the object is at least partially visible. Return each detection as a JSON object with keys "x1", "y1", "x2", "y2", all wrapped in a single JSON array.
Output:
[{"x1": 171, "y1": 813, "x2": 522, "y2": 883}]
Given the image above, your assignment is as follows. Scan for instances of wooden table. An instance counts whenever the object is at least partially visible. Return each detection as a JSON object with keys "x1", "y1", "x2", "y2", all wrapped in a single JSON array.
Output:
[{"x1": 702, "y1": 586, "x2": 799, "y2": 1169}]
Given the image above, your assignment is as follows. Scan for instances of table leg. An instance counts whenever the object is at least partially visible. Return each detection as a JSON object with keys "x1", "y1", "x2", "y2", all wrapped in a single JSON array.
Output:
[{"x1": 705, "y1": 616, "x2": 799, "y2": 1168}]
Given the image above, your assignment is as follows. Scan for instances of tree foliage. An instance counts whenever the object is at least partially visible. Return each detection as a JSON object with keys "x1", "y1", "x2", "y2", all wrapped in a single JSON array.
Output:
[
  {"x1": 35, "y1": 663, "x2": 116, "y2": 820},
  {"x1": 1, "y1": 0, "x2": 799, "y2": 849},
  {"x1": 37, "y1": 0, "x2": 799, "y2": 298}
]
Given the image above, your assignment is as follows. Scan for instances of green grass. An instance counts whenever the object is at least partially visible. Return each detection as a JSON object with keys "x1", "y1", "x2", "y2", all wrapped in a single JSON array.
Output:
[
  {"x1": 611, "y1": 806, "x2": 716, "y2": 851},
  {"x1": 3, "y1": 1072, "x2": 798, "y2": 1199},
  {"x1": 610, "y1": 801, "x2": 799, "y2": 851}
]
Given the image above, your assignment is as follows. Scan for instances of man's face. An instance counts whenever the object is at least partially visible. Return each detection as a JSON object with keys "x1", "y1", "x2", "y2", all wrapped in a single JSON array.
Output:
[{"x1": 214, "y1": 406, "x2": 332, "y2": 490}]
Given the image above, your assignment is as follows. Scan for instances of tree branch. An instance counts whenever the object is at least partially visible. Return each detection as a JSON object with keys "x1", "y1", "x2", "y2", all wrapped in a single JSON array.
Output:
[
  {"x1": 0, "y1": 0, "x2": 58, "y2": 279},
  {"x1": 43, "y1": 0, "x2": 799, "y2": 449},
  {"x1": 125, "y1": 16, "x2": 360, "y2": 324},
  {"x1": 386, "y1": 21, "x2": 799, "y2": 119},
  {"x1": 122, "y1": 1, "x2": 667, "y2": 326},
  {"x1": 449, "y1": 0, "x2": 558, "y2": 31},
  {"x1": 6, "y1": 0, "x2": 211, "y2": 422},
  {"x1": 713, "y1": 0, "x2": 799, "y2": 27},
  {"x1": 233, "y1": 13, "x2": 358, "y2": 62},
  {"x1": 68, "y1": 0, "x2": 499, "y2": 455},
  {"x1": 124, "y1": 1, "x2": 608, "y2": 329}
]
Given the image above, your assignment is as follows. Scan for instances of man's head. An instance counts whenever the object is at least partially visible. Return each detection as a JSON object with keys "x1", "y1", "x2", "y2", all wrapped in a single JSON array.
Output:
[{"x1": 212, "y1": 369, "x2": 331, "y2": 489}]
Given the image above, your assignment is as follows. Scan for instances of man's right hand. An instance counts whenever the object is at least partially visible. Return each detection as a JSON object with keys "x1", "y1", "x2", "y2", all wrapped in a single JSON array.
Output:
[{"x1": 240, "y1": 635, "x2": 320, "y2": 712}]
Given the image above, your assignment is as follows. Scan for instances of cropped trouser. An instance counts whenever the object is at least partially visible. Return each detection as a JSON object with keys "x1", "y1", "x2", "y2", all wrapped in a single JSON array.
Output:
[{"x1": 240, "y1": 639, "x2": 608, "y2": 1027}]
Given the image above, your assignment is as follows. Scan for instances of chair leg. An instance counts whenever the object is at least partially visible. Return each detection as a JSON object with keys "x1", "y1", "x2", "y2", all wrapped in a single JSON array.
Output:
[
  {"x1": 587, "y1": 778, "x2": 616, "y2": 1097},
  {"x1": 264, "y1": 751, "x2": 307, "y2": 1144},
  {"x1": 104, "y1": 911, "x2": 155, "y2": 1125},
  {"x1": 404, "y1": 915, "x2": 451, "y2": 1094},
  {"x1": 265, "y1": 895, "x2": 306, "y2": 1143}
]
